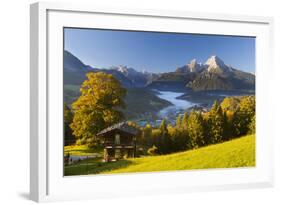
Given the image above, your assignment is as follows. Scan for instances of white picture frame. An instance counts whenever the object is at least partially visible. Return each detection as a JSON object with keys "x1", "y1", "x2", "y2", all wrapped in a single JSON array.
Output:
[{"x1": 30, "y1": 2, "x2": 274, "y2": 202}]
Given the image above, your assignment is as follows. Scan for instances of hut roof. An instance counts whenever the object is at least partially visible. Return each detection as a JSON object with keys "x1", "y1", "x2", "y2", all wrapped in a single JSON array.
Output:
[{"x1": 96, "y1": 122, "x2": 138, "y2": 137}]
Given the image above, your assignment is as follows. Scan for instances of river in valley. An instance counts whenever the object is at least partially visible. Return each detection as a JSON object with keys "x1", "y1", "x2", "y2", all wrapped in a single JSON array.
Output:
[
  {"x1": 135, "y1": 90, "x2": 200, "y2": 127},
  {"x1": 156, "y1": 91, "x2": 196, "y2": 119}
]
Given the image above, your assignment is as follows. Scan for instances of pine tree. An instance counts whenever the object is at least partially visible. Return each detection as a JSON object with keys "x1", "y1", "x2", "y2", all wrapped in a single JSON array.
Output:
[
  {"x1": 181, "y1": 112, "x2": 191, "y2": 149},
  {"x1": 182, "y1": 112, "x2": 189, "y2": 129},
  {"x1": 160, "y1": 119, "x2": 168, "y2": 132},
  {"x1": 222, "y1": 111, "x2": 230, "y2": 141},
  {"x1": 176, "y1": 114, "x2": 182, "y2": 128},
  {"x1": 232, "y1": 96, "x2": 255, "y2": 136},
  {"x1": 187, "y1": 111, "x2": 205, "y2": 148},
  {"x1": 168, "y1": 124, "x2": 189, "y2": 152},
  {"x1": 208, "y1": 101, "x2": 224, "y2": 144},
  {"x1": 159, "y1": 119, "x2": 171, "y2": 154}
]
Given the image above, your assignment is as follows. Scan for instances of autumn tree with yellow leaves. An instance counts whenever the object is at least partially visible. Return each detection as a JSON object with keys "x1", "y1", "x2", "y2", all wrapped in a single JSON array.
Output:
[{"x1": 70, "y1": 72, "x2": 126, "y2": 141}]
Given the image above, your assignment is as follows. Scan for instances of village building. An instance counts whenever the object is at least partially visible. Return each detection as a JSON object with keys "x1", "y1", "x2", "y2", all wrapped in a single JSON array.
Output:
[{"x1": 97, "y1": 122, "x2": 138, "y2": 162}]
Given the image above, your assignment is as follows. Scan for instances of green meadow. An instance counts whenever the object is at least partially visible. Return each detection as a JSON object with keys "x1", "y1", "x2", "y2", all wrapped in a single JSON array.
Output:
[{"x1": 64, "y1": 134, "x2": 255, "y2": 176}]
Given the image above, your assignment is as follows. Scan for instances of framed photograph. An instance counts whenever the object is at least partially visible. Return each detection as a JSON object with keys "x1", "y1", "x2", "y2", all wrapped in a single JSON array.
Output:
[{"x1": 30, "y1": 2, "x2": 274, "y2": 202}]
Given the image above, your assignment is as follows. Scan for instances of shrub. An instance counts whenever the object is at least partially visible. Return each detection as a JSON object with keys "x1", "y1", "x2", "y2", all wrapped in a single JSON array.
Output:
[{"x1": 147, "y1": 145, "x2": 158, "y2": 156}]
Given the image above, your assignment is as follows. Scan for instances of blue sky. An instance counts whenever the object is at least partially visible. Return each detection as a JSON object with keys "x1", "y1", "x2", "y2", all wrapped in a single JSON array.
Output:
[{"x1": 64, "y1": 28, "x2": 255, "y2": 73}]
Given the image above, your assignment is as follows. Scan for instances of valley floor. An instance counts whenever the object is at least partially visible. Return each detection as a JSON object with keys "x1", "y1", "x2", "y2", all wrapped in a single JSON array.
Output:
[{"x1": 64, "y1": 134, "x2": 255, "y2": 176}]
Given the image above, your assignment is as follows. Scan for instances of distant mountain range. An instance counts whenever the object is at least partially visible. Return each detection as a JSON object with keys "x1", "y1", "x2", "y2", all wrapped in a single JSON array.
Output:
[{"x1": 64, "y1": 50, "x2": 255, "y2": 91}]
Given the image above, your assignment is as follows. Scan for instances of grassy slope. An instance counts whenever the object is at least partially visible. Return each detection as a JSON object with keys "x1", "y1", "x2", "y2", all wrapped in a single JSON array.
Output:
[
  {"x1": 105, "y1": 135, "x2": 255, "y2": 174},
  {"x1": 65, "y1": 135, "x2": 255, "y2": 176}
]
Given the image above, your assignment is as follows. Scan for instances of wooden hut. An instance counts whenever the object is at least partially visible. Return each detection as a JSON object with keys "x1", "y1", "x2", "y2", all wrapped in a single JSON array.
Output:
[{"x1": 97, "y1": 122, "x2": 138, "y2": 162}]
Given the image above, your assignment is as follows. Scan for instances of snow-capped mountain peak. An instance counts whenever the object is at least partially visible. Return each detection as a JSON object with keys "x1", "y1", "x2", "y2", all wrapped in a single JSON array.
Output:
[
  {"x1": 205, "y1": 55, "x2": 225, "y2": 67},
  {"x1": 205, "y1": 55, "x2": 229, "y2": 74}
]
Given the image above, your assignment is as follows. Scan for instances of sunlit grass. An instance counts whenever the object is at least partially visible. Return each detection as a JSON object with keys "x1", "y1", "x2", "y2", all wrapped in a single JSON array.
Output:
[{"x1": 103, "y1": 134, "x2": 255, "y2": 174}]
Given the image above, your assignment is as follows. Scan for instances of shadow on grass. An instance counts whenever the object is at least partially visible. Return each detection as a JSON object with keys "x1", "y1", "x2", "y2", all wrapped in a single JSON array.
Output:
[{"x1": 64, "y1": 158, "x2": 133, "y2": 176}]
